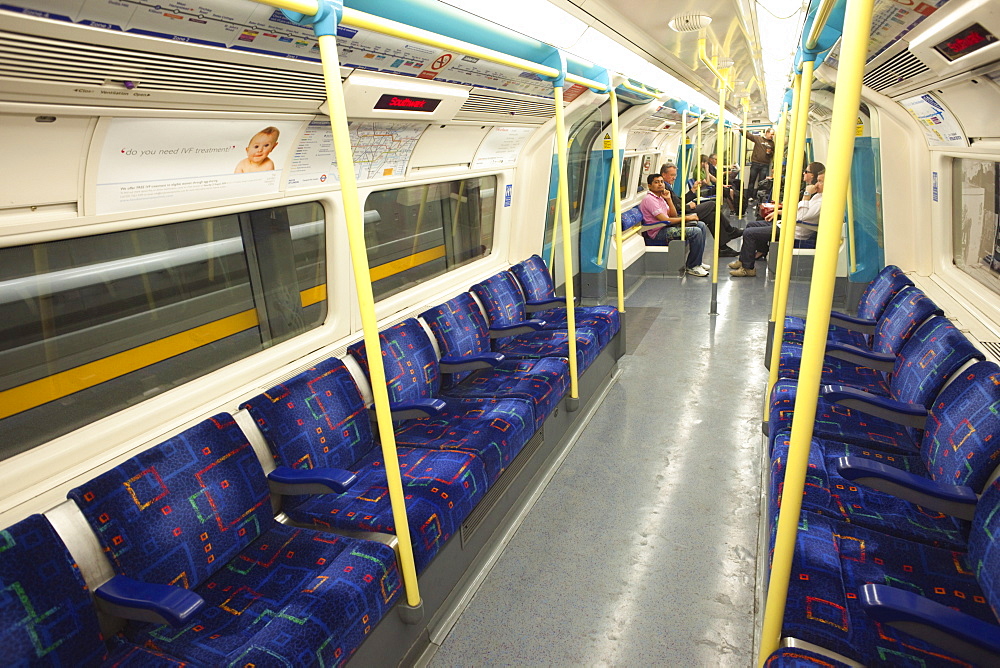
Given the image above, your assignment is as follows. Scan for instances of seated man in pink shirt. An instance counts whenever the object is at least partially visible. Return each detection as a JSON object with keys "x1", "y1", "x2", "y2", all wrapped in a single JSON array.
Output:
[{"x1": 640, "y1": 174, "x2": 708, "y2": 277}]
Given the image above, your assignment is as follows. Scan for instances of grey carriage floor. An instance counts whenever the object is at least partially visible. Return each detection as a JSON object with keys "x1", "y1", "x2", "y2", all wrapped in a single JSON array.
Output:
[{"x1": 426, "y1": 270, "x2": 775, "y2": 667}]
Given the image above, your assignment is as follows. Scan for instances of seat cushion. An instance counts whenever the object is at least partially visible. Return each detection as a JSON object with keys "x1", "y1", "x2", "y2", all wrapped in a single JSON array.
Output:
[
  {"x1": 763, "y1": 647, "x2": 853, "y2": 668},
  {"x1": 283, "y1": 446, "x2": 489, "y2": 574},
  {"x1": 531, "y1": 306, "x2": 620, "y2": 348},
  {"x1": 442, "y1": 357, "x2": 569, "y2": 431},
  {"x1": 782, "y1": 315, "x2": 869, "y2": 348},
  {"x1": 770, "y1": 430, "x2": 968, "y2": 550},
  {"x1": 393, "y1": 396, "x2": 535, "y2": 484},
  {"x1": 123, "y1": 524, "x2": 400, "y2": 666},
  {"x1": 769, "y1": 378, "x2": 914, "y2": 454},
  {"x1": 495, "y1": 328, "x2": 602, "y2": 373},
  {"x1": 776, "y1": 343, "x2": 891, "y2": 390},
  {"x1": 782, "y1": 514, "x2": 992, "y2": 666}
]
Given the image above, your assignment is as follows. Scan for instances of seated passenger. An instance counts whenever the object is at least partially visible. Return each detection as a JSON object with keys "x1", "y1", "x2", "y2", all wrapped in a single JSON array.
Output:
[
  {"x1": 640, "y1": 173, "x2": 709, "y2": 277},
  {"x1": 729, "y1": 162, "x2": 825, "y2": 278},
  {"x1": 661, "y1": 163, "x2": 741, "y2": 257}
]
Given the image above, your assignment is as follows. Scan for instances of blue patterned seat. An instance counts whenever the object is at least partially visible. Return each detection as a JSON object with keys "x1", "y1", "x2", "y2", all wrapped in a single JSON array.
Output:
[
  {"x1": 777, "y1": 286, "x2": 942, "y2": 387},
  {"x1": 67, "y1": 415, "x2": 401, "y2": 666},
  {"x1": 0, "y1": 513, "x2": 191, "y2": 667},
  {"x1": 420, "y1": 292, "x2": 568, "y2": 430},
  {"x1": 510, "y1": 255, "x2": 620, "y2": 348},
  {"x1": 348, "y1": 320, "x2": 535, "y2": 484},
  {"x1": 782, "y1": 264, "x2": 914, "y2": 346},
  {"x1": 241, "y1": 356, "x2": 491, "y2": 574},
  {"x1": 764, "y1": 648, "x2": 852, "y2": 667},
  {"x1": 620, "y1": 205, "x2": 643, "y2": 232},
  {"x1": 781, "y1": 476, "x2": 1000, "y2": 665},
  {"x1": 470, "y1": 270, "x2": 601, "y2": 371},
  {"x1": 771, "y1": 361, "x2": 1000, "y2": 550},
  {"x1": 769, "y1": 316, "x2": 983, "y2": 453}
]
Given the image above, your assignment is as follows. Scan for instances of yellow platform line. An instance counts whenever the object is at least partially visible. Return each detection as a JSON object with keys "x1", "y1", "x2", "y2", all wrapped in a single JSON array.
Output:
[{"x1": 369, "y1": 245, "x2": 446, "y2": 283}]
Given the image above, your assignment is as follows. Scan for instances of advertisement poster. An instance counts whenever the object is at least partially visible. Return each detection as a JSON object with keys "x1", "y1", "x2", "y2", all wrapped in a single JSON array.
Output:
[
  {"x1": 899, "y1": 94, "x2": 967, "y2": 148},
  {"x1": 95, "y1": 118, "x2": 305, "y2": 214},
  {"x1": 472, "y1": 127, "x2": 536, "y2": 169}
]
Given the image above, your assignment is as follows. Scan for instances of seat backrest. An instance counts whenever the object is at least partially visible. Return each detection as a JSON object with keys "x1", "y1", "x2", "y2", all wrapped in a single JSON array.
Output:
[
  {"x1": 968, "y1": 475, "x2": 1000, "y2": 618},
  {"x1": 510, "y1": 255, "x2": 556, "y2": 301},
  {"x1": 68, "y1": 415, "x2": 273, "y2": 589},
  {"x1": 419, "y1": 292, "x2": 491, "y2": 387},
  {"x1": 922, "y1": 361, "x2": 1000, "y2": 492},
  {"x1": 347, "y1": 318, "x2": 442, "y2": 403},
  {"x1": 856, "y1": 264, "x2": 914, "y2": 321},
  {"x1": 470, "y1": 270, "x2": 528, "y2": 327},
  {"x1": 870, "y1": 285, "x2": 943, "y2": 356},
  {"x1": 891, "y1": 316, "x2": 985, "y2": 407},
  {"x1": 0, "y1": 514, "x2": 108, "y2": 666},
  {"x1": 620, "y1": 206, "x2": 643, "y2": 231},
  {"x1": 242, "y1": 356, "x2": 376, "y2": 474}
]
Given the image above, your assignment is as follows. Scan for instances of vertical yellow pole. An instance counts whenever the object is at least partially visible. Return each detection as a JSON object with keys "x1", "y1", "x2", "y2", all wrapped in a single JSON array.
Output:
[
  {"x1": 739, "y1": 102, "x2": 748, "y2": 216},
  {"x1": 765, "y1": 64, "x2": 814, "y2": 405},
  {"x1": 679, "y1": 111, "x2": 688, "y2": 243},
  {"x1": 696, "y1": 114, "x2": 704, "y2": 204},
  {"x1": 553, "y1": 84, "x2": 580, "y2": 401},
  {"x1": 757, "y1": 0, "x2": 875, "y2": 660},
  {"x1": 847, "y1": 176, "x2": 857, "y2": 273},
  {"x1": 610, "y1": 88, "x2": 625, "y2": 314},
  {"x1": 547, "y1": 190, "x2": 559, "y2": 268},
  {"x1": 596, "y1": 93, "x2": 617, "y2": 267},
  {"x1": 711, "y1": 77, "x2": 728, "y2": 312},
  {"x1": 768, "y1": 105, "x2": 790, "y2": 246},
  {"x1": 317, "y1": 34, "x2": 421, "y2": 606}
]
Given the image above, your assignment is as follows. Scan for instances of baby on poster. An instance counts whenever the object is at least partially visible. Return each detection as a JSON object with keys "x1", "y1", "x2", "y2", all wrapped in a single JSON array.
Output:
[{"x1": 234, "y1": 126, "x2": 280, "y2": 173}]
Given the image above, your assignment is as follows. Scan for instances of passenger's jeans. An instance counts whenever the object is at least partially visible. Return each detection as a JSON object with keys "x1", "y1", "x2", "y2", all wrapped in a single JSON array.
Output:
[
  {"x1": 645, "y1": 221, "x2": 707, "y2": 269},
  {"x1": 738, "y1": 220, "x2": 773, "y2": 269},
  {"x1": 747, "y1": 162, "x2": 770, "y2": 200}
]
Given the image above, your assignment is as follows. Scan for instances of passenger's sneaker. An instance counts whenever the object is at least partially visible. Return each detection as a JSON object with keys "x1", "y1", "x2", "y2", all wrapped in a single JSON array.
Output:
[
  {"x1": 728, "y1": 259, "x2": 742, "y2": 269},
  {"x1": 700, "y1": 263, "x2": 711, "y2": 271},
  {"x1": 730, "y1": 267, "x2": 756, "y2": 277},
  {"x1": 686, "y1": 265, "x2": 709, "y2": 277}
]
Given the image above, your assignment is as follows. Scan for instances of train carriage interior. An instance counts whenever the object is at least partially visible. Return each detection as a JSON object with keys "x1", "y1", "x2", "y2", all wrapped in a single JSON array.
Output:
[{"x1": 4, "y1": 0, "x2": 1000, "y2": 665}]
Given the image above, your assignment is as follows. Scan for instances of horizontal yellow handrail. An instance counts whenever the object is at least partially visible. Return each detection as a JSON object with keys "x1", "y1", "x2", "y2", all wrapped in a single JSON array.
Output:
[
  {"x1": 619, "y1": 81, "x2": 659, "y2": 97},
  {"x1": 697, "y1": 38, "x2": 735, "y2": 92}
]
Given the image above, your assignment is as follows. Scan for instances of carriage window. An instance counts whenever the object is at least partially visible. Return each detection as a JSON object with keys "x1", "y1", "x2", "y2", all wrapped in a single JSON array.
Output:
[
  {"x1": 0, "y1": 201, "x2": 327, "y2": 460},
  {"x1": 364, "y1": 176, "x2": 496, "y2": 300},
  {"x1": 620, "y1": 157, "x2": 635, "y2": 198},
  {"x1": 952, "y1": 159, "x2": 1000, "y2": 295}
]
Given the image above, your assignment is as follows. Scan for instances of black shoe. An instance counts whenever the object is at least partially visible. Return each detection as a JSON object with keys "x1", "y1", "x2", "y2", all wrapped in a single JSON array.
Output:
[{"x1": 719, "y1": 247, "x2": 739, "y2": 257}]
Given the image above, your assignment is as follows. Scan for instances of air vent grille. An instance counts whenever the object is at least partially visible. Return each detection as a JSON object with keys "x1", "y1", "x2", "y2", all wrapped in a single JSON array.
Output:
[
  {"x1": 863, "y1": 49, "x2": 930, "y2": 92},
  {"x1": 0, "y1": 30, "x2": 328, "y2": 100},
  {"x1": 980, "y1": 341, "x2": 1000, "y2": 363},
  {"x1": 459, "y1": 91, "x2": 554, "y2": 118}
]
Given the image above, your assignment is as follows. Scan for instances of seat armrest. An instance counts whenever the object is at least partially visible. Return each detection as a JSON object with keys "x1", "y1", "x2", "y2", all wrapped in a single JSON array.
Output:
[
  {"x1": 823, "y1": 341, "x2": 895, "y2": 371},
  {"x1": 95, "y1": 575, "x2": 204, "y2": 627},
  {"x1": 861, "y1": 584, "x2": 1000, "y2": 665},
  {"x1": 390, "y1": 398, "x2": 447, "y2": 420},
  {"x1": 640, "y1": 221, "x2": 667, "y2": 233},
  {"x1": 525, "y1": 296, "x2": 570, "y2": 312},
  {"x1": 821, "y1": 384, "x2": 927, "y2": 428},
  {"x1": 828, "y1": 310, "x2": 877, "y2": 334},
  {"x1": 439, "y1": 353, "x2": 504, "y2": 373},
  {"x1": 268, "y1": 466, "x2": 358, "y2": 495},
  {"x1": 488, "y1": 320, "x2": 546, "y2": 338},
  {"x1": 836, "y1": 457, "x2": 978, "y2": 520}
]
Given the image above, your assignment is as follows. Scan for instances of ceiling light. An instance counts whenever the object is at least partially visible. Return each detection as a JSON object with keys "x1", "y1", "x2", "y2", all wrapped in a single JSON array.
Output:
[{"x1": 669, "y1": 14, "x2": 712, "y2": 32}]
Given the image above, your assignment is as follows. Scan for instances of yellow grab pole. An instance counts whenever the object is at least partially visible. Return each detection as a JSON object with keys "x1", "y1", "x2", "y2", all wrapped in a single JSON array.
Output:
[
  {"x1": 739, "y1": 101, "x2": 748, "y2": 216},
  {"x1": 696, "y1": 114, "x2": 704, "y2": 205},
  {"x1": 596, "y1": 108, "x2": 617, "y2": 266},
  {"x1": 547, "y1": 189, "x2": 559, "y2": 269},
  {"x1": 847, "y1": 176, "x2": 857, "y2": 273},
  {"x1": 768, "y1": 77, "x2": 805, "y2": 325},
  {"x1": 679, "y1": 111, "x2": 688, "y2": 243},
  {"x1": 769, "y1": 104, "x2": 791, "y2": 245},
  {"x1": 765, "y1": 62, "x2": 815, "y2": 405},
  {"x1": 610, "y1": 88, "x2": 626, "y2": 314},
  {"x1": 758, "y1": 0, "x2": 876, "y2": 659},
  {"x1": 553, "y1": 84, "x2": 580, "y2": 401},
  {"x1": 711, "y1": 75, "x2": 728, "y2": 313},
  {"x1": 316, "y1": 34, "x2": 421, "y2": 606}
]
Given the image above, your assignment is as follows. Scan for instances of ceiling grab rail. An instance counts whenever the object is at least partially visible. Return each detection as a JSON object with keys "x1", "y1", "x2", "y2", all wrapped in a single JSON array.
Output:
[
  {"x1": 267, "y1": 0, "x2": 423, "y2": 613},
  {"x1": 758, "y1": 0, "x2": 868, "y2": 662}
]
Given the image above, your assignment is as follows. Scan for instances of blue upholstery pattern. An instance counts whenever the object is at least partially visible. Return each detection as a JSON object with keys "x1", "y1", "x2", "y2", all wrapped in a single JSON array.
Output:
[
  {"x1": 420, "y1": 294, "x2": 569, "y2": 428},
  {"x1": 349, "y1": 320, "x2": 536, "y2": 484},
  {"x1": 241, "y1": 356, "x2": 491, "y2": 574},
  {"x1": 510, "y1": 255, "x2": 621, "y2": 347},
  {"x1": 769, "y1": 317, "x2": 982, "y2": 452},
  {"x1": 1, "y1": 514, "x2": 108, "y2": 666},
  {"x1": 68, "y1": 415, "x2": 401, "y2": 666},
  {"x1": 969, "y1": 480, "x2": 1000, "y2": 618},
  {"x1": 770, "y1": 361, "x2": 1000, "y2": 551},
  {"x1": 470, "y1": 270, "x2": 604, "y2": 371},
  {"x1": 620, "y1": 206, "x2": 643, "y2": 231},
  {"x1": 782, "y1": 512, "x2": 994, "y2": 665},
  {"x1": 764, "y1": 648, "x2": 852, "y2": 668},
  {"x1": 783, "y1": 265, "x2": 914, "y2": 346},
  {"x1": 778, "y1": 286, "x2": 942, "y2": 383}
]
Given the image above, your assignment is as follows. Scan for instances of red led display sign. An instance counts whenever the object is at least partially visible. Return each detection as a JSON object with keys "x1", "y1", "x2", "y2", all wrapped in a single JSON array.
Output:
[
  {"x1": 373, "y1": 94, "x2": 442, "y2": 112},
  {"x1": 934, "y1": 23, "x2": 997, "y2": 62}
]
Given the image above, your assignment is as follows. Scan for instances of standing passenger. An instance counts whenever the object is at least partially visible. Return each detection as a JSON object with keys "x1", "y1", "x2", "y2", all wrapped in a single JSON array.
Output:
[
  {"x1": 640, "y1": 174, "x2": 709, "y2": 277},
  {"x1": 742, "y1": 128, "x2": 775, "y2": 207}
]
